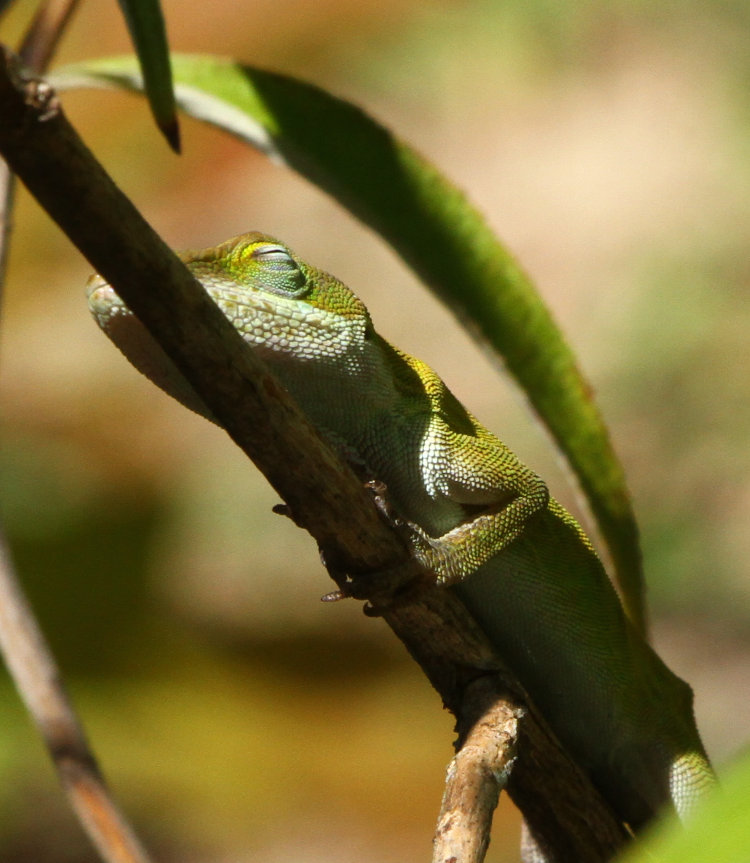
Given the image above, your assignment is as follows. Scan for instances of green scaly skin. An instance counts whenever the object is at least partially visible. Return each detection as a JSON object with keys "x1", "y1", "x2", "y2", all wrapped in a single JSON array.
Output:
[{"x1": 87, "y1": 232, "x2": 714, "y2": 834}]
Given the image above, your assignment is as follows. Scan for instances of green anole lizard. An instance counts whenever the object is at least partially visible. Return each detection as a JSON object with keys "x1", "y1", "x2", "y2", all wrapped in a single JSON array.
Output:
[{"x1": 86, "y1": 232, "x2": 714, "y2": 839}]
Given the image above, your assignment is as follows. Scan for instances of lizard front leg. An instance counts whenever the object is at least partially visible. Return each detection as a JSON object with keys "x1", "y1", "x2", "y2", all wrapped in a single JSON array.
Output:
[{"x1": 408, "y1": 435, "x2": 550, "y2": 586}]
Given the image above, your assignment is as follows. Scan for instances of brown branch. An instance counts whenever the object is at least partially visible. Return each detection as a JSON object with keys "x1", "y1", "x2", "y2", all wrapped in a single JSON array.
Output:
[{"x1": 0, "y1": 47, "x2": 629, "y2": 861}]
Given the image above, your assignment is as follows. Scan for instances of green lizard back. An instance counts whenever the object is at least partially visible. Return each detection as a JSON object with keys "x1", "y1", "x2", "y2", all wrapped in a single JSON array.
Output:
[{"x1": 453, "y1": 499, "x2": 711, "y2": 827}]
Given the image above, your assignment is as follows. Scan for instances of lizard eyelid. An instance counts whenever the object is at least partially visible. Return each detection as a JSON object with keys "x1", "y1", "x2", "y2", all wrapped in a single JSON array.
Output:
[
  {"x1": 250, "y1": 243, "x2": 307, "y2": 296},
  {"x1": 251, "y1": 244, "x2": 297, "y2": 267}
]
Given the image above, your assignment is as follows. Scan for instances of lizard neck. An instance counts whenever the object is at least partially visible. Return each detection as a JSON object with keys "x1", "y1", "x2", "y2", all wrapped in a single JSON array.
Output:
[
  {"x1": 267, "y1": 331, "x2": 421, "y2": 441},
  {"x1": 269, "y1": 329, "x2": 473, "y2": 536}
]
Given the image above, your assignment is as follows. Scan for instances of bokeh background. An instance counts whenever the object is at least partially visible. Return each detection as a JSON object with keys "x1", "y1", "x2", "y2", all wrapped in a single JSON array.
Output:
[{"x1": 1, "y1": 1, "x2": 750, "y2": 860}]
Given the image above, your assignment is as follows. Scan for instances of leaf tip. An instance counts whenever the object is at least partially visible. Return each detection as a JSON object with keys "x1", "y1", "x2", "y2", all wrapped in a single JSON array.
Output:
[{"x1": 161, "y1": 115, "x2": 181, "y2": 153}]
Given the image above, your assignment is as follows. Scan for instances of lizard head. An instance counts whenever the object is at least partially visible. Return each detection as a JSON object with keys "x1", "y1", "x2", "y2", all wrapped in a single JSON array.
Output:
[
  {"x1": 183, "y1": 231, "x2": 373, "y2": 348},
  {"x1": 86, "y1": 232, "x2": 375, "y2": 419}
]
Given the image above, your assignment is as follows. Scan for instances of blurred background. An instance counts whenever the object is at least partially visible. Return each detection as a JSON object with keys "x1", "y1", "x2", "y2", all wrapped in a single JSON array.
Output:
[{"x1": 1, "y1": 0, "x2": 749, "y2": 860}]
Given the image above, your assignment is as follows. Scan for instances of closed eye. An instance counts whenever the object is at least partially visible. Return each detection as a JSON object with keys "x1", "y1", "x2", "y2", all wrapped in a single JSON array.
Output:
[
  {"x1": 251, "y1": 244, "x2": 296, "y2": 267},
  {"x1": 250, "y1": 243, "x2": 307, "y2": 296}
]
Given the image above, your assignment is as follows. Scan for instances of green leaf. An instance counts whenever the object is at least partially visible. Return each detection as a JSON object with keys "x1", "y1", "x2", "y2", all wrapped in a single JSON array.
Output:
[
  {"x1": 114, "y1": 1, "x2": 179, "y2": 151},
  {"x1": 54, "y1": 54, "x2": 645, "y2": 630},
  {"x1": 619, "y1": 751, "x2": 750, "y2": 862}
]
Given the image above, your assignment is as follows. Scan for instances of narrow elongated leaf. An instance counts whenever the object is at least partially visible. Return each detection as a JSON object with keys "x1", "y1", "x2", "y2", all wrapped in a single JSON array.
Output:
[
  {"x1": 55, "y1": 54, "x2": 645, "y2": 630},
  {"x1": 115, "y1": 1, "x2": 179, "y2": 150}
]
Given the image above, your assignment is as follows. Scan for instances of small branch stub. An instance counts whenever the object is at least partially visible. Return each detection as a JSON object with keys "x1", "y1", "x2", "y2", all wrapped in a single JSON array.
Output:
[{"x1": 434, "y1": 692, "x2": 522, "y2": 863}]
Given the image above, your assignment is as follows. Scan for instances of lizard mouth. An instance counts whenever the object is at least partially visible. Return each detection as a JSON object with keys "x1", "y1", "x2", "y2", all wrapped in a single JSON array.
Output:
[
  {"x1": 85, "y1": 273, "x2": 105, "y2": 299},
  {"x1": 86, "y1": 274, "x2": 212, "y2": 418},
  {"x1": 86, "y1": 274, "x2": 124, "y2": 321}
]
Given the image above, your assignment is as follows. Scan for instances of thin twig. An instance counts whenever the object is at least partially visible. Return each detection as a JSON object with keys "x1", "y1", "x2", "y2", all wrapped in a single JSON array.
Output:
[
  {"x1": 0, "y1": 0, "x2": 81, "y2": 304},
  {"x1": 18, "y1": 0, "x2": 81, "y2": 72},
  {"x1": 0, "y1": 525, "x2": 153, "y2": 863},
  {"x1": 0, "y1": 157, "x2": 12, "y2": 309},
  {"x1": 434, "y1": 691, "x2": 521, "y2": 863}
]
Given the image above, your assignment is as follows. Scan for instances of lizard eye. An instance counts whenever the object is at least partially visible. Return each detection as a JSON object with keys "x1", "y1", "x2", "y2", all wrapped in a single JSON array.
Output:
[
  {"x1": 249, "y1": 243, "x2": 307, "y2": 296},
  {"x1": 251, "y1": 244, "x2": 295, "y2": 267}
]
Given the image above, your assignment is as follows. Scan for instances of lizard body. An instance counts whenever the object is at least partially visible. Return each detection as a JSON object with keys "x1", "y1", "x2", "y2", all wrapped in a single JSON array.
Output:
[{"x1": 87, "y1": 232, "x2": 713, "y2": 833}]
